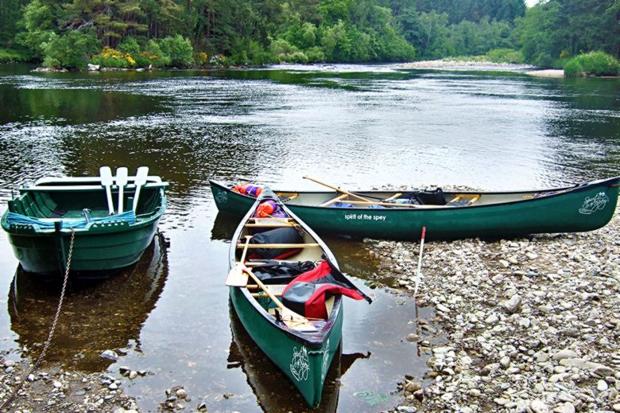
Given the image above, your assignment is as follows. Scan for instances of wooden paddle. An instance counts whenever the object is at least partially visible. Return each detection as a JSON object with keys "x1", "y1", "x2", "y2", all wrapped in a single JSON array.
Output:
[
  {"x1": 226, "y1": 235, "x2": 252, "y2": 287},
  {"x1": 303, "y1": 176, "x2": 374, "y2": 203},
  {"x1": 242, "y1": 266, "x2": 316, "y2": 331},
  {"x1": 99, "y1": 166, "x2": 115, "y2": 215},
  {"x1": 132, "y1": 166, "x2": 149, "y2": 212},
  {"x1": 115, "y1": 167, "x2": 128, "y2": 213}
]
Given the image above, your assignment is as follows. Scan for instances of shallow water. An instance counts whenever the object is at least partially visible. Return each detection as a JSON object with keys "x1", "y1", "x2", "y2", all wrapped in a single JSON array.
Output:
[{"x1": 0, "y1": 63, "x2": 618, "y2": 411}]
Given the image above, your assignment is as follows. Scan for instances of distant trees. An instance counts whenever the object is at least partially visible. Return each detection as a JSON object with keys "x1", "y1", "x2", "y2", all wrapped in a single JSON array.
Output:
[{"x1": 0, "y1": 0, "x2": 616, "y2": 69}]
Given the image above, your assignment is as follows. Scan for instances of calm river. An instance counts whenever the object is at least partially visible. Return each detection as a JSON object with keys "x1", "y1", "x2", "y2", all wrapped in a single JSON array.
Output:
[{"x1": 0, "y1": 63, "x2": 618, "y2": 412}]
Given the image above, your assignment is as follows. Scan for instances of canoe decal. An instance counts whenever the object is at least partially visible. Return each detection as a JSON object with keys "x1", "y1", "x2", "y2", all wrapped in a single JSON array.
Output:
[
  {"x1": 579, "y1": 192, "x2": 609, "y2": 215},
  {"x1": 215, "y1": 190, "x2": 229, "y2": 204},
  {"x1": 290, "y1": 346, "x2": 310, "y2": 382}
]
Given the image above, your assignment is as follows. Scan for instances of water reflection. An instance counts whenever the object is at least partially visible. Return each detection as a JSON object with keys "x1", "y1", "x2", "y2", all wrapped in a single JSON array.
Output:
[
  {"x1": 8, "y1": 232, "x2": 169, "y2": 371},
  {"x1": 228, "y1": 309, "x2": 370, "y2": 412}
]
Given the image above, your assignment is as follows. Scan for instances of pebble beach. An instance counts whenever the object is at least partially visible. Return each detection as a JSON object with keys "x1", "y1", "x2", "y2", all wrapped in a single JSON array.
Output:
[{"x1": 370, "y1": 206, "x2": 620, "y2": 413}]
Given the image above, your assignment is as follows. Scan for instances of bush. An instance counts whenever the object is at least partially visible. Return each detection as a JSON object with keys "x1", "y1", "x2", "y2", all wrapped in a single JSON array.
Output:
[
  {"x1": 196, "y1": 51, "x2": 209, "y2": 66},
  {"x1": 42, "y1": 31, "x2": 99, "y2": 69},
  {"x1": 564, "y1": 59, "x2": 584, "y2": 78},
  {"x1": 144, "y1": 40, "x2": 171, "y2": 67},
  {"x1": 158, "y1": 35, "x2": 193, "y2": 67},
  {"x1": 564, "y1": 51, "x2": 620, "y2": 77},
  {"x1": 485, "y1": 48, "x2": 524, "y2": 64},
  {"x1": 91, "y1": 47, "x2": 136, "y2": 68}
]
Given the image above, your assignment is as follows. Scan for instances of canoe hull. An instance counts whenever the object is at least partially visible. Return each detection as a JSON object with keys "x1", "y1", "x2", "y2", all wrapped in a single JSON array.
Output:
[
  {"x1": 229, "y1": 286, "x2": 343, "y2": 407},
  {"x1": 5, "y1": 219, "x2": 161, "y2": 274},
  {"x1": 211, "y1": 179, "x2": 619, "y2": 240}
]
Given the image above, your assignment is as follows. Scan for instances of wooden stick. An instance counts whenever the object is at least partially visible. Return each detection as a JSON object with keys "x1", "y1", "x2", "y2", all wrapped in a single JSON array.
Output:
[
  {"x1": 242, "y1": 267, "x2": 315, "y2": 331},
  {"x1": 383, "y1": 193, "x2": 402, "y2": 201},
  {"x1": 414, "y1": 226, "x2": 426, "y2": 298},
  {"x1": 236, "y1": 243, "x2": 319, "y2": 249},
  {"x1": 319, "y1": 193, "x2": 348, "y2": 207},
  {"x1": 303, "y1": 176, "x2": 374, "y2": 203},
  {"x1": 341, "y1": 200, "x2": 428, "y2": 208}
]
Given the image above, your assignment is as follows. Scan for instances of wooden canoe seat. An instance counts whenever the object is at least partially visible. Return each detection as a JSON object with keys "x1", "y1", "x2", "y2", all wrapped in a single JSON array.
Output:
[
  {"x1": 245, "y1": 222, "x2": 298, "y2": 228},
  {"x1": 237, "y1": 243, "x2": 320, "y2": 249},
  {"x1": 448, "y1": 194, "x2": 480, "y2": 206}
]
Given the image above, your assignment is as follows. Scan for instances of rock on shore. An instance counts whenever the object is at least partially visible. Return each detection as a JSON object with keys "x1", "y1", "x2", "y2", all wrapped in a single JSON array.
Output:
[{"x1": 370, "y1": 206, "x2": 620, "y2": 413}]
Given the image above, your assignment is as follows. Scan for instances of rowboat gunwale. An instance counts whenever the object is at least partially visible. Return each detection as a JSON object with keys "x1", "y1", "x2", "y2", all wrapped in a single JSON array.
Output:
[{"x1": 228, "y1": 190, "x2": 344, "y2": 349}]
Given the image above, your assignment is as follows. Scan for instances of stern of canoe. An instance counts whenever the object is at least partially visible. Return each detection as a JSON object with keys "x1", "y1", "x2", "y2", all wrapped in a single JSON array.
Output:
[{"x1": 229, "y1": 286, "x2": 343, "y2": 407}]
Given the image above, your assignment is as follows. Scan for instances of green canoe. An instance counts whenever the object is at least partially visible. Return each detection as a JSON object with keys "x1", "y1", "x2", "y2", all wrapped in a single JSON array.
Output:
[
  {"x1": 2, "y1": 169, "x2": 168, "y2": 275},
  {"x1": 228, "y1": 189, "x2": 371, "y2": 407},
  {"x1": 211, "y1": 177, "x2": 619, "y2": 240}
]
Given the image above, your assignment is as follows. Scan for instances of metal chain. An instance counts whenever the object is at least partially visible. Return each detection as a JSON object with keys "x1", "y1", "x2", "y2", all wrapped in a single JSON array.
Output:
[{"x1": 0, "y1": 230, "x2": 75, "y2": 410}]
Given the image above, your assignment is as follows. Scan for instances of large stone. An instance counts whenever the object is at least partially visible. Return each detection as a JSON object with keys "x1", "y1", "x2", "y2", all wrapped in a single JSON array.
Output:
[
  {"x1": 502, "y1": 294, "x2": 522, "y2": 314},
  {"x1": 530, "y1": 399, "x2": 549, "y2": 413},
  {"x1": 552, "y1": 350, "x2": 578, "y2": 361}
]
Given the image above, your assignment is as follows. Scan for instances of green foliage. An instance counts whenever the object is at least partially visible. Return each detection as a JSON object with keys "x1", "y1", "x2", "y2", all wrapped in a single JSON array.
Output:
[
  {"x1": 158, "y1": 35, "x2": 194, "y2": 67},
  {"x1": 564, "y1": 51, "x2": 620, "y2": 77},
  {"x1": 0, "y1": 48, "x2": 30, "y2": 63},
  {"x1": 485, "y1": 48, "x2": 523, "y2": 63},
  {"x1": 517, "y1": 0, "x2": 618, "y2": 68},
  {"x1": 42, "y1": 31, "x2": 100, "y2": 69},
  {"x1": 91, "y1": 47, "x2": 136, "y2": 68}
]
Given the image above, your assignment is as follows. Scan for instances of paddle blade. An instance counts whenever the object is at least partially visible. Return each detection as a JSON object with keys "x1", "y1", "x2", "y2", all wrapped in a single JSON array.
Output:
[
  {"x1": 115, "y1": 167, "x2": 129, "y2": 186},
  {"x1": 99, "y1": 166, "x2": 115, "y2": 215},
  {"x1": 226, "y1": 264, "x2": 249, "y2": 287},
  {"x1": 132, "y1": 166, "x2": 149, "y2": 212},
  {"x1": 100, "y1": 166, "x2": 113, "y2": 186}
]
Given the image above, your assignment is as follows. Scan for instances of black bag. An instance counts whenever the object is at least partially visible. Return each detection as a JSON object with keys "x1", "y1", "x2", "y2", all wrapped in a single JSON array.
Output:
[
  {"x1": 251, "y1": 261, "x2": 316, "y2": 284},
  {"x1": 415, "y1": 188, "x2": 446, "y2": 205},
  {"x1": 249, "y1": 227, "x2": 303, "y2": 259}
]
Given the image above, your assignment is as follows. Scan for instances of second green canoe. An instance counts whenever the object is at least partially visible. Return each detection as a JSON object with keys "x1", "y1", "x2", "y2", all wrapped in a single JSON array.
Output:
[{"x1": 211, "y1": 177, "x2": 619, "y2": 240}]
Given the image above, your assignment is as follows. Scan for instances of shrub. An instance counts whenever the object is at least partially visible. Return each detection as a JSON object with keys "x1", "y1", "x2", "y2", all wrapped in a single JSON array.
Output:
[
  {"x1": 158, "y1": 35, "x2": 193, "y2": 67},
  {"x1": 91, "y1": 47, "x2": 136, "y2": 68},
  {"x1": 564, "y1": 59, "x2": 584, "y2": 78},
  {"x1": 564, "y1": 51, "x2": 620, "y2": 77},
  {"x1": 486, "y1": 48, "x2": 524, "y2": 64},
  {"x1": 42, "y1": 31, "x2": 99, "y2": 69},
  {"x1": 196, "y1": 51, "x2": 209, "y2": 66},
  {"x1": 144, "y1": 40, "x2": 171, "y2": 67}
]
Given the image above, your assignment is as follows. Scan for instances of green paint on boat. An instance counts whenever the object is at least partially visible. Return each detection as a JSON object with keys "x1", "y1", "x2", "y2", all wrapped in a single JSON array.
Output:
[
  {"x1": 211, "y1": 178, "x2": 620, "y2": 240},
  {"x1": 2, "y1": 174, "x2": 168, "y2": 274}
]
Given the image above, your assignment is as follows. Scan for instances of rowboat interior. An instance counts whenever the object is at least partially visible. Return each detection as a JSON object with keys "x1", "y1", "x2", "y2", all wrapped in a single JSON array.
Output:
[
  {"x1": 271, "y1": 187, "x2": 571, "y2": 209},
  {"x1": 6, "y1": 177, "x2": 166, "y2": 225},
  {"x1": 236, "y1": 214, "x2": 337, "y2": 330}
]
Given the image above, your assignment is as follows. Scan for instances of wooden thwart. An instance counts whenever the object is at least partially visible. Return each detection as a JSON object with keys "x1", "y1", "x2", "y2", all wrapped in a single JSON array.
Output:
[
  {"x1": 236, "y1": 243, "x2": 319, "y2": 249},
  {"x1": 383, "y1": 193, "x2": 402, "y2": 202},
  {"x1": 244, "y1": 222, "x2": 298, "y2": 228}
]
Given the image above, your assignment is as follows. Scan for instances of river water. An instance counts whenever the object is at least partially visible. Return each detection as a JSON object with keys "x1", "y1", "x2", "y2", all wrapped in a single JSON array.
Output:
[{"x1": 0, "y1": 63, "x2": 618, "y2": 412}]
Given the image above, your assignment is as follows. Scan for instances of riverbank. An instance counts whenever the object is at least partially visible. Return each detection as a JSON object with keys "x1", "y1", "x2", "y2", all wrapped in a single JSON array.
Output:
[
  {"x1": 368, "y1": 206, "x2": 620, "y2": 413},
  {"x1": 0, "y1": 354, "x2": 139, "y2": 412},
  {"x1": 399, "y1": 59, "x2": 534, "y2": 72}
]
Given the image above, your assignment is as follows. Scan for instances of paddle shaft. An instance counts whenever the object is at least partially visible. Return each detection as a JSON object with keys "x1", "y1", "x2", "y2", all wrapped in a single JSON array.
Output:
[
  {"x1": 303, "y1": 176, "x2": 374, "y2": 203},
  {"x1": 132, "y1": 166, "x2": 149, "y2": 212},
  {"x1": 243, "y1": 266, "x2": 309, "y2": 324}
]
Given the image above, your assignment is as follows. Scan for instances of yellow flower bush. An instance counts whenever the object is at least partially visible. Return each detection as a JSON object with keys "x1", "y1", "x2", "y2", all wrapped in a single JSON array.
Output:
[{"x1": 91, "y1": 47, "x2": 137, "y2": 68}]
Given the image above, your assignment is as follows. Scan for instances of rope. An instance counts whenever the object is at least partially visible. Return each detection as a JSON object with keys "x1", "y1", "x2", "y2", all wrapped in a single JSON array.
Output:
[{"x1": 0, "y1": 230, "x2": 75, "y2": 410}]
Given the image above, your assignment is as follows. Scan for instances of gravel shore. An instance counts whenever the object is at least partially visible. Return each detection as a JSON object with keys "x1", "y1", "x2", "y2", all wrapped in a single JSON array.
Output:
[
  {"x1": 0, "y1": 354, "x2": 138, "y2": 412},
  {"x1": 368, "y1": 206, "x2": 620, "y2": 413}
]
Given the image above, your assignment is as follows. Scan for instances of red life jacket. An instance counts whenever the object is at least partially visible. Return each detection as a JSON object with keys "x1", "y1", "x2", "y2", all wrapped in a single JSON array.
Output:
[{"x1": 282, "y1": 260, "x2": 370, "y2": 319}]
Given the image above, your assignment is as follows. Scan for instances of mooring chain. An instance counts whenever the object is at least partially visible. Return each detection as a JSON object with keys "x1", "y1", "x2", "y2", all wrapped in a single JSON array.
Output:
[{"x1": 0, "y1": 229, "x2": 75, "y2": 410}]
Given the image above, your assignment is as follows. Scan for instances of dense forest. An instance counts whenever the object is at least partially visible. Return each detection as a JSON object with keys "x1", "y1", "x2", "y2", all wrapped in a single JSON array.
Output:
[{"x1": 0, "y1": 0, "x2": 618, "y2": 74}]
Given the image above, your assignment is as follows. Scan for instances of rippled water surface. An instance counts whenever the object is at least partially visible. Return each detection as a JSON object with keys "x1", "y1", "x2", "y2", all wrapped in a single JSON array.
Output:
[{"x1": 0, "y1": 63, "x2": 618, "y2": 412}]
